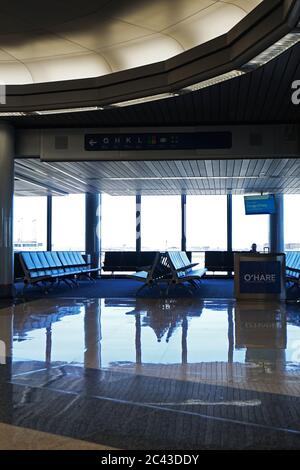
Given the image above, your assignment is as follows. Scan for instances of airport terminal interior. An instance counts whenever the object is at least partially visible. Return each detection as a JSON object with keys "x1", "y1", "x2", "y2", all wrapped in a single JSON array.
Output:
[{"x1": 0, "y1": 0, "x2": 300, "y2": 451}]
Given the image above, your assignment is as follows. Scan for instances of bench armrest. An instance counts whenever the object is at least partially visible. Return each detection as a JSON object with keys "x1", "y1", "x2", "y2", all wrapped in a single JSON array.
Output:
[
  {"x1": 184, "y1": 262, "x2": 199, "y2": 269},
  {"x1": 174, "y1": 262, "x2": 198, "y2": 272},
  {"x1": 139, "y1": 264, "x2": 152, "y2": 272},
  {"x1": 286, "y1": 266, "x2": 300, "y2": 274}
]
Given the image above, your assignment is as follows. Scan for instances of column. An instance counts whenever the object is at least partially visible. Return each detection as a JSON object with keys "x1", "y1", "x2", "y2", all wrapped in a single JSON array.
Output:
[
  {"x1": 85, "y1": 193, "x2": 101, "y2": 272},
  {"x1": 0, "y1": 123, "x2": 14, "y2": 298},
  {"x1": 46, "y1": 195, "x2": 52, "y2": 251},
  {"x1": 227, "y1": 194, "x2": 232, "y2": 252},
  {"x1": 181, "y1": 194, "x2": 186, "y2": 252},
  {"x1": 181, "y1": 315, "x2": 188, "y2": 365},
  {"x1": 227, "y1": 305, "x2": 234, "y2": 363},
  {"x1": 0, "y1": 307, "x2": 13, "y2": 422},
  {"x1": 45, "y1": 326, "x2": 52, "y2": 367},
  {"x1": 136, "y1": 194, "x2": 141, "y2": 253},
  {"x1": 269, "y1": 194, "x2": 284, "y2": 252},
  {"x1": 135, "y1": 313, "x2": 142, "y2": 366},
  {"x1": 84, "y1": 299, "x2": 101, "y2": 370}
]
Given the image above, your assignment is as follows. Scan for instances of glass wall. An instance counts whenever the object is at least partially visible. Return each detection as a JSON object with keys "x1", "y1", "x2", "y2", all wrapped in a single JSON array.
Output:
[
  {"x1": 52, "y1": 194, "x2": 85, "y2": 251},
  {"x1": 284, "y1": 194, "x2": 300, "y2": 250},
  {"x1": 186, "y1": 195, "x2": 227, "y2": 266},
  {"x1": 186, "y1": 196, "x2": 227, "y2": 251},
  {"x1": 14, "y1": 196, "x2": 47, "y2": 251},
  {"x1": 141, "y1": 196, "x2": 181, "y2": 251},
  {"x1": 101, "y1": 195, "x2": 136, "y2": 251},
  {"x1": 232, "y1": 195, "x2": 269, "y2": 251}
]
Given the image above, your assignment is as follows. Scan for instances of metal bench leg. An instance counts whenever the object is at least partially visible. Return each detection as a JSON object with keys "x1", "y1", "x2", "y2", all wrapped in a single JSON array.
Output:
[
  {"x1": 62, "y1": 278, "x2": 73, "y2": 288},
  {"x1": 189, "y1": 280, "x2": 199, "y2": 290},
  {"x1": 136, "y1": 283, "x2": 148, "y2": 294}
]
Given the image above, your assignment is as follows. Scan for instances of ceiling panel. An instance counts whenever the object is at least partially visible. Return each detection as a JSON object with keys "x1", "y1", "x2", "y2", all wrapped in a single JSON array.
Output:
[
  {"x1": 6, "y1": 42, "x2": 300, "y2": 128},
  {"x1": 14, "y1": 157, "x2": 300, "y2": 197},
  {"x1": 0, "y1": 0, "x2": 262, "y2": 84}
]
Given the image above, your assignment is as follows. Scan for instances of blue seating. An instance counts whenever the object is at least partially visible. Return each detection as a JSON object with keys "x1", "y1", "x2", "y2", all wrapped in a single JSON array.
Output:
[
  {"x1": 126, "y1": 252, "x2": 162, "y2": 292},
  {"x1": 167, "y1": 251, "x2": 207, "y2": 292},
  {"x1": 19, "y1": 251, "x2": 99, "y2": 292},
  {"x1": 285, "y1": 251, "x2": 300, "y2": 286}
]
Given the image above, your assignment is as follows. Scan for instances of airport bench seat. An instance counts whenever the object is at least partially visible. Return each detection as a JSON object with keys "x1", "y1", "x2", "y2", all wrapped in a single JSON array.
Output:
[
  {"x1": 102, "y1": 251, "x2": 158, "y2": 273},
  {"x1": 19, "y1": 251, "x2": 99, "y2": 291},
  {"x1": 167, "y1": 251, "x2": 207, "y2": 290},
  {"x1": 285, "y1": 251, "x2": 300, "y2": 286},
  {"x1": 126, "y1": 252, "x2": 164, "y2": 290}
]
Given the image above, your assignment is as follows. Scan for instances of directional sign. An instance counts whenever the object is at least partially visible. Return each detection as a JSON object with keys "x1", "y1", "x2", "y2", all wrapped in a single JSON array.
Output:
[{"x1": 84, "y1": 132, "x2": 232, "y2": 151}]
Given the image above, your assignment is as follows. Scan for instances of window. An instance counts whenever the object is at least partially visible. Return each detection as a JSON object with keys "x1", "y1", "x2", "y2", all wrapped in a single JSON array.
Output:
[
  {"x1": 101, "y1": 195, "x2": 136, "y2": 251},
  {"x1": 186, "y1": 196, "x2": 227, "y2": 251},
  {"x1": 52, "y1": 194, "x2": 85, "y2": 251},
  {"x1": 141, "y1": 196, "x2": 181, "y2": 251},
  {"x1": 284, "y1": 194, "x2": 300, "y2": 250},
  {"x1": 232, "y1": 195, "x2": 269, "y2": 251},
  {"x1": 186, "y1": 195, "x2": 227, "y2": 267},
  {"x1": 14, "y1": 196, "x2": 47, "y2": 251}
]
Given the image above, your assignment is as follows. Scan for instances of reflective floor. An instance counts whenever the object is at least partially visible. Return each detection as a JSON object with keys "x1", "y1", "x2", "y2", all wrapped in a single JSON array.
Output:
[{"x1": 1, "y1": 296, "x2": 300, "y2": 449}]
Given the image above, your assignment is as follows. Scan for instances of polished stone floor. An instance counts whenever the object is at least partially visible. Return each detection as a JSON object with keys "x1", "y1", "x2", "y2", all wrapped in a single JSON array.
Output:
[{"x1": 0, "y1": 296, "x2": 300, "y2": 449}]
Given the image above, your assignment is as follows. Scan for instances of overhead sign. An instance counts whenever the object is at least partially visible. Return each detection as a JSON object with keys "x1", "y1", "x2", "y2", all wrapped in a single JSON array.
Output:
[
  {"x1": 244, "y1": 195, "x2": 276, "y2": 215},
  {"x1": 84, "y1": 132, "x2": 232, "y2": 151},
  {"x1": 239, "y1": 261, "x2": 281, "y2": 294}
]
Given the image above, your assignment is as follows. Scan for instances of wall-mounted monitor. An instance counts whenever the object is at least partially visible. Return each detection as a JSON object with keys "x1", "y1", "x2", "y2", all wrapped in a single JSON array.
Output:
[{"x1": 244, "y1": 194, "x2": 276, "y2": 215}]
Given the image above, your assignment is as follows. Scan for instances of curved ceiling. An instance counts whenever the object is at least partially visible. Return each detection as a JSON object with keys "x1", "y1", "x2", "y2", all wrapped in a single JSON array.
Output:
[{"x1": 0, "y1": 0, "x2": 262, "y2": 84}]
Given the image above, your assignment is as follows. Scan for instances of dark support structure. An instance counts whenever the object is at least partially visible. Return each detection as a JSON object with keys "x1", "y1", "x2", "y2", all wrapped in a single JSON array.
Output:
[
  {"x1": 84, "y1": 299, "x2": 101, "y2": 370},
  {"x1": 135, "y1": 314, "x2": 142, "y2": 366},
  {"x1": 136, "y1": 194, "x2": 141, "y2": 253},
  {"x1": 227, "y1": 306, "x2": 234, "y2": 363},
  {"x1": 181, "y1": 194, "x2": 186, "y2": 252},
  {"x1": 181, "y1": 316, "x2": 188, "y2": 365},
  {"x1": 227, "y1": 194, "x2": 232, "y2": 252},
  {"x1": 85, "y1": 193, "x2": 101, "y2": 274},
  {"x1": 0, "y1": 123, "x2": 15, "y2": 298},
  {"x1": 269, "y1": 194, "x2": 284, "y2": 253},
  {"x1": 46, "y1": 195, "x2": 52, "y2": 251}
]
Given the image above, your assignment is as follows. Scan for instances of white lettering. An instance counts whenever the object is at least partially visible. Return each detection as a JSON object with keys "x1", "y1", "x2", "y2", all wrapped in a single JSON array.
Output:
[
  {"x1": 0, "y1": 340, "x2": 5, "y2": 365},
  {"x1": 243, "y1": 273, "x2": 276, "y2": 282},
  {"x1": 101, "y1": 455, "x2": 136, "y2": 467},
  {"x1": 0, "y1": 81, "x2": 6, "y2": 105},
  {"x1": 103, "y1": 137, "x2": 110, "y2": 144},
  {"x1": 292, "y1": 80, "x2": 300, "y2": 105}
]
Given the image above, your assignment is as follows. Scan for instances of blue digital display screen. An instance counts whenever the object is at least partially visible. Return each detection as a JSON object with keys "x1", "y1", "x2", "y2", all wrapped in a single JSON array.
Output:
[{"x1": 244, "y1": 195, "x2": 276, "y2": 215}]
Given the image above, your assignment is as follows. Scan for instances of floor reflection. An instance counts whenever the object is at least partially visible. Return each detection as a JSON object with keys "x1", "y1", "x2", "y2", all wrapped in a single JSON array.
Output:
[
  {"x1": 1, "y1": 297, "x2": 300, "y2": 449},
  {"x1": 0, "y1": 297, "x2": 300, "y2": 381}
]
